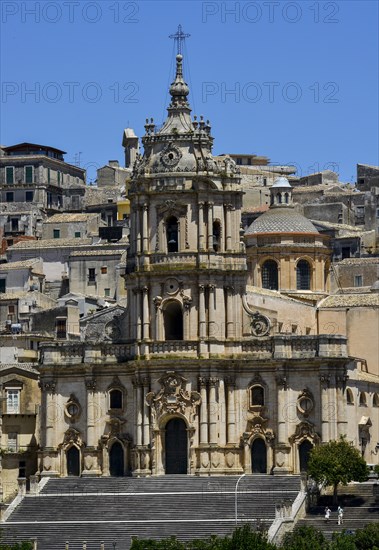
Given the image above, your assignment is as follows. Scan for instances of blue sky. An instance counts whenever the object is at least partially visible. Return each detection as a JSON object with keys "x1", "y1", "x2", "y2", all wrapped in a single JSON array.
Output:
[{"x1": 1, "y1": 0, "x2": 378, "y2": 183}]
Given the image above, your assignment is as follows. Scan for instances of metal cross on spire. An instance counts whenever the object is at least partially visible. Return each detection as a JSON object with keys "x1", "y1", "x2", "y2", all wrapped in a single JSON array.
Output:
[{"x1": 169, "y1": 24, "x2": 190, "y2": 55}]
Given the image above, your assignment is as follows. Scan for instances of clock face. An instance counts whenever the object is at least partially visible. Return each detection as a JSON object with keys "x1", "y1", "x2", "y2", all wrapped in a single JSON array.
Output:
[{"x1": 160, "y1": 144, "x2": 182, "y2": 168}]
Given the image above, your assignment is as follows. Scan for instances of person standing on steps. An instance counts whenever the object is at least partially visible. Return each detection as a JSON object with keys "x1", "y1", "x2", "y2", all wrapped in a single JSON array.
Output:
[
  {"x1": 337, "y1": 506, "x2": 344, "y2": 525},
  {"x1": 325, "y1": 506, "x2": 331, "y2": 522}
]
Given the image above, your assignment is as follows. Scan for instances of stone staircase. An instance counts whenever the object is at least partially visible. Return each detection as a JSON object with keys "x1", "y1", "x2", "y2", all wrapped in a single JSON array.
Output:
[
  {"x1": 1, "y1": 475, "x2": 300, "y2": 549},
  {"x1": 296, "y1": 482, "x2": 379, "y2": 540}
]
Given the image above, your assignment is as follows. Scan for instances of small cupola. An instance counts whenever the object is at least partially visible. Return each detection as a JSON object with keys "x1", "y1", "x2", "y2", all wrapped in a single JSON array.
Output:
[{"x1": 270, "y1": 176, "x2": 293, "y2": 207}]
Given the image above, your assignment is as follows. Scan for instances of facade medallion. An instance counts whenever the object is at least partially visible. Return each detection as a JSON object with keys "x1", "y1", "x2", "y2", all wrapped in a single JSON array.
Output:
[
  {"x1": 160, "y1": 144, "x2": 182, "y2": 168},
  {"x1": 250, "y1": 311, "x2": 271, "y2": 337}
]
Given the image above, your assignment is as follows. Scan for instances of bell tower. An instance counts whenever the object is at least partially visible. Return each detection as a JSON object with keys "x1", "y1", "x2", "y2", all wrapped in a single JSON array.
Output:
[{"x1": 125, "y1": 34, "x2": 247, "y2": 359}]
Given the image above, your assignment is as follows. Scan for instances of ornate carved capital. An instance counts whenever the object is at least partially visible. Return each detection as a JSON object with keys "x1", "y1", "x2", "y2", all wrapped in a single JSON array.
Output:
[{"x1": 85, "y1": 379, "x2": 97, "y2": 391}]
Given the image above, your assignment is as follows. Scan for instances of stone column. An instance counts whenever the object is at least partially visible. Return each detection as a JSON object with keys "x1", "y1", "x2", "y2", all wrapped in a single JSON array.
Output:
[
  {"x1": 226, "y1": 377, "x2": 236, "y2": 444},
  {"x1": 142, "y1": 286, "x2": 150, "y2": 340},
  {"x1": 153, "y1": 296, "x2": 163, "y2": 340},
  {"x1": 134, "y1": 288, "x2": 142, "y2": 340},
  {"x1": 142, "y1": 377, "x2": 150, "y2": 446},
  {"x1": 208, "y1": 284, "x2": 216, "y2": 339},
  {"x1": 199, "y1": 377, "x2": 208, "y2": 444},
  {"x1": 209, "y1": 377, "x2": 218, "y2": 444},
  {"x1": 199, "y1": 285, "x2": 206, "y2": 339},
  {"x1": 135, "y1": 379, "x2": 143, "y2": 446},
  {"x1": 225, "y1": 203, "x2": 232, "y2": 252},
  {"x1": 336, "y1": 374, "x2": 347, "y2": 436},
  {"x1": 207, "y1": 202, "x2": 214, "y2": 251},
  {"x1": 44, "y1": 381, "x2": 56, "y2": 449},
  {"x1": 320, "y1": 373, "x2": 330, "y2": 442},
  {"x1": 142, "y1": 203, "x2": 149, "y2": 253},
  {"x1": 85, "y1": 379, "x2": 96, "y2": 448},
  {"x1": 225, "y1": 285, "x2": 234, "y2": 339},
  {"x1": 198, "y1": 202, "x2": 205, "y2": 250},
  {"x1": 136, "y1": 206, "x2": 141, "y2": 254},
  {"x1": 218, "y1": 378, "x2": 226, "y2": 446},
  {"x1": 276, "y1": 374, "x2": 288, "y2": 444}
]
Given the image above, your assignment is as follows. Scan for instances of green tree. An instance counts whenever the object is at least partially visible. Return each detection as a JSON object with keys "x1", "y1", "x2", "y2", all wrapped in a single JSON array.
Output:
[
  {"x1": 0, "y1": 543, "x2": 34, "y2": 550},
  {"x1": 281, "y1": 525, "x2": 327, "y2": 550},
  {"x1": 307, "y1": 436, "x2": 368, "y2": 503},
  {"x1": 329, "y1": 531, "x2": 357, "y2": 550},
  {"x1": 354, "y1": 523, "x2": 379, "y2": 550}
]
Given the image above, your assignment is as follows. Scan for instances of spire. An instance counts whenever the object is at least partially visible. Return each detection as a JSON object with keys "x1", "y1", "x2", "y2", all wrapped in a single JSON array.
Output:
[{"x1": 168, "y1": 54, "x2": 190, "y2": 110}]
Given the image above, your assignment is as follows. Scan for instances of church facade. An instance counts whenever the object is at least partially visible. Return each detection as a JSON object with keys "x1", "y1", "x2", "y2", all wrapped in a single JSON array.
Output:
[{"x1": 37, "y1": 54, "x2": 379, "y2": 479}]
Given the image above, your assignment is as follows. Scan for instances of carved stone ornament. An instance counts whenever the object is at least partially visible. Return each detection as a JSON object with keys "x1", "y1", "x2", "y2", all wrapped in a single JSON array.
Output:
[
  {"x1": 61, "y1": 427, "x2": 84, "y2": 448},
  {"x1": 160, "y1": 143, "x2": 182, "y2": 168},
  {"x1": 297, "y1": 389, "x2": 314, "y2": 417},
  {"x1": 288, "y1": 421, "x2": 320, "y2": 444},
  {"x1": 64, "y1": 394, "x2": 82, "y2": 423},
  {"x1": 146, "y1": 371, "x2": 201, "y2": 418},
  {"x1": 250, "y1": 311, "x2": 271, "y2": 337},
  {"x1": 105, "y1": 318, "x2": 121, "y2": 341}
]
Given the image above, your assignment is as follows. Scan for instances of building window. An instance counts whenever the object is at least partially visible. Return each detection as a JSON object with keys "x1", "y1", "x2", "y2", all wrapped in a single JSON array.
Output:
[
  {"x1": 0, "y1": 279, "x2": 6, "y2": 293},
  {"x1": 263, "y1": 178, "x2": 267, "y2": 186},
  {"x1": 6, "y1": 389, "x2": 20, "y2": 414},
  {"x1": 25, "y1": 191, "x2": 34, "y2": 202},
  {"x1": 56, "y1": 318, "x2": 67, "y2": 339},
  {"x1": 11, "y1": 218, "x2": 19, "y2": 231},
  {"x1": 359, "y1": 392, "x2": 367, "y2": 406},
  {"x1": 6, "y1": 191, "x2": 14, "y2": 202},
  {"x1": 57, "y1": 171, "x2": 61, "y2": 185},
  {"x1": 296, "y1": 260, "x2": 311, "y2": 290},
  {"x1": 88, "y1": 268, "x2": 96, "y2": 282},
  {"x1": 74, "y1": 232, "x2": 81, "y2": 238},
  {"x1": 7, "y1": 433, "x2": 18, "y2": 452},
  {"x1": 8, "y1": 305, "x2": 15, "y2": 315},
  {"x1": 341, "y1": 247, "x2": 351, "y2": 259},
  {"x1": 109, "y1": 389, "x2": 123, "y2": 409},
  {"x1": 251, "y1": 385, "x2": 265, "y2": 407},
  {"x1": 166, "y1": 216, "x2": 179, "y2": 253},
  {"x1": 212, "y1": 220, "x2": 221, "y2": 252},
  {"x1": 53, "y1": 229, "x2": 60, "y2": 238},
  {"x1": 104, "y1": 288, "x2": 110, "y2": 297},
  {"x1": 373, "y1": 393, "x2": 379, "y2": 407},
  {"x1": 354, "y1": 275, "x2": 363, "y2": 287},
  {"x1": 236, "y1": 158, "x2": 242, "y2": 165},
  {"x1": 47, "y1": 168, "x2": 51, "y2": 183},
  {"x1": 24, "y1": 166, "x2": 33, "y2": 183},
  {"x1": 346, "y1": 388, "x2": 354, "y2": 405},
  {"x1": 101, "y1": 266, "x2": 108, "y2": 274},
  {"x1": 6, "y1": 166, "x2": 14, "y2": 184},
  {"x1": 358, "y1": 178, "x2": 365, "y2": 185},
  {"x1": 19, "y1": 460, "x2": 26, "y2": 478},
  {"x1": 262, "y1": 260, "x2": 279, "y2": 290}
]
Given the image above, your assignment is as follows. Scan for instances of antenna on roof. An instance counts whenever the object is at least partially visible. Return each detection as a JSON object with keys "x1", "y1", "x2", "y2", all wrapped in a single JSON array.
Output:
[{"x1": 73, "y1": 152, "x2": 82, "y2": 167}]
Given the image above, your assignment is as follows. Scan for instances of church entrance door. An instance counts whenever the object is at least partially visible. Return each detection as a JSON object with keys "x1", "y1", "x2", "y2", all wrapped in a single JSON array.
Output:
[
  {"x1": 165, "y1": 418, "x2": 187, "y2": 474},
  {"x1": 251, "y1": 439, "x2": 267, "y2": 473},
  {"x1": 299, "y1": 440, "x2": 313, "y2": 472},
  {"x1": 110, "y1": 441, "x2": 124, "y2": 476},
  {"x1": 67, "y1": 446, "x2": 80, "y2": 476}
]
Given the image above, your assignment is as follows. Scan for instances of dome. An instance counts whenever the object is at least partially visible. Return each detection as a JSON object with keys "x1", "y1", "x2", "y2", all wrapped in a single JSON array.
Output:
[
  {"x1": 245, "y1": 207, "x2": 319, "y2": 235},
  {"x1": 271, "y1": 176, "x2": 292, "y2": 188}
]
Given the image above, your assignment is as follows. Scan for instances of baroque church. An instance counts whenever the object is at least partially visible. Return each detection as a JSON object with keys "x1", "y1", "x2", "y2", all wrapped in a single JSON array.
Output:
[{"x1": 38, "y1": 53, "x2": 379, "y2": 479}]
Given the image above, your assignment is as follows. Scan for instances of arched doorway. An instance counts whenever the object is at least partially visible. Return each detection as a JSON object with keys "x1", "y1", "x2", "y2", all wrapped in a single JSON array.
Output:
[
  {"x1": 67, "y1": 446, "x2": 80, "y2": 476},
  {"x1": 165, "y1": 418, "x2": 187, "y2": 474},
  {"x1": 109, "y1": 441, "x2": 124, "y2": 477},
  {"x1": 251, "y1": 439, "x2": 267, "y2": 473},
  {"x1": 163, "y1": 302, "x2": 183, "y2": 340},
  {"x1": 299, "y1": 440, "x2": 313, "y2": 472}
]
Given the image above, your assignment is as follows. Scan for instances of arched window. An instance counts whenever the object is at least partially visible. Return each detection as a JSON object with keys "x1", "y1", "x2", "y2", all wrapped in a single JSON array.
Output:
[
  {"x1": 262, "y1": 260, "x2": 278, "y2": 290},
  {"x1": 212, "y1": 220, "x2": 221, "y2": 252},
  {"x1": 346, "y1": 388, "x2": 354, "y2": 405},
  {"x1": 109, "y1": 389, "x2": 123, "y2": 409},
  {"x1": 163, "y1": 301, "x2": 183, "y2": 340},
  {"x1": 359, "y1": 392, "x2": 367, "y2": 406},
  {"x1": 284, "y1": 192, "x2": 289, "y2": 204},
  {"x1": 166, "y1": 216, "x2": 179, "y2": 253},
  {"x1": 373, "y1": 393, "x2": 379, "y2": 407},
  {"x1": 296, "y1": 260, "x2": 311, "y2": 290},
  {"x1": 251, "y1": 385, "x2": 264, "y2": 406},
  {"x1": 277, "y1": 193, "x2": 282, "y2": 204}
]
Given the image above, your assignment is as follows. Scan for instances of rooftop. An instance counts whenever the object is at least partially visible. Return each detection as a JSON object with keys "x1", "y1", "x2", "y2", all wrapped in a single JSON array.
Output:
[
  {"x1": 318, "y1": 293, "x2": 379, "y2": 308},
  {"x1": 0, "y1": 259, "x2": 42, "y2": 271},
  {"x1": 43, "y1": 213, "x2": 99, "y2": 224},
  {"x1": 245, "y1": 208, "x2": 319, "y2": 235},
  {"x1": 9, "y1": 238, "x2": 93, "y2": 250}
]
